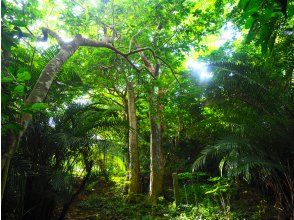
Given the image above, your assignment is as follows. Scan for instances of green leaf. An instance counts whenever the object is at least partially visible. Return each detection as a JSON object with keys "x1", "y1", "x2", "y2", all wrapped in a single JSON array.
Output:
[
  {"x1": 244, "y1": 7, "x2": 259, "y2": 18},
  {"x1": 264, "y1": 8, "x2": 273, "y2": 20},
  {"x1": 238, "y1": 0, "x2": 249, "y2": 10},
  {"x1": 14, "y1": 85, "x2": 25, "y2": 94},
  {"x1": 1, "y1": 0, "x2": 7, "y2": 17},
  {"x1": 245, "y1": 17, "x2": 254, "y2": 29},
  {"x1": 1, "y1": 94, "x2": 9, "y2": 106},
  {"x1": 268, "y1": 32, "x2": 277, "y2": 52},
  {"x1": 17, "y1": 71, "x2": 31, "y2": 82},
  {"x1": 2, "y1": 123, "x2": 23, "y2": 134},
  {"x1": 245, "y1": 0, "x2": 262, "y2": 11},
  {"x1": 245, "y1": 25, "x2": 255, "y2": 43},
  {"x1": 13, "y1": 20, "x2": 27, "y2": 27},
  {"x1": 29, "y1": 103, "x2": 48, "y2": 111},
  {"x1": 2, "y1": 76, "x2": 14, "y2": 83}
]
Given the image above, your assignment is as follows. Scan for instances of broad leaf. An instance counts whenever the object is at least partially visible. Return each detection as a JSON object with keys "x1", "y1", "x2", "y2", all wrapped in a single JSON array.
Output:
[{"x1": 17, "y1": 71, "x2": 31, "y2": 82}]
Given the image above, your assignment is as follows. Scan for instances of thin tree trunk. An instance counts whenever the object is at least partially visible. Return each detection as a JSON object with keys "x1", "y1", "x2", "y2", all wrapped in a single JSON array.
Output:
[
  {"x1": 123, "y1": 98, "x2": 130, "y2": 169},
  {"x1": 127, "y1": 81, "x2": 141, "y2": 195},
  {"x1": 1, "y1": 132, "x2": 22, "y2": 200},
  {"x1": 122, "y1": 98, "x2": 130, "y2": 194},
  {"x1": 148, "y1": 83, "x2": 164, "y2": 204},
  {"x1": 172, "y1": 173, "x2": 180, "y2": 206}
]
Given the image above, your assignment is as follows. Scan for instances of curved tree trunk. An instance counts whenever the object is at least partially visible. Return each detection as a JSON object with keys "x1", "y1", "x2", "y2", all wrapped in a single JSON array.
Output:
[
  {"x1": 127, "y1": 81, "x2": 141, "y2": 195},
  {"x1": 1, "y1": 44, "x2": 79, "y2": 200}
]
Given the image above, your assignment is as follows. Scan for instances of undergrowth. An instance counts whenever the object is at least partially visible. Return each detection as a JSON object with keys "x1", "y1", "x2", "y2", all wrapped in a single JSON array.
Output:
[{"x1": 74, "y1": 172, "x2": 276, "y2": 219}]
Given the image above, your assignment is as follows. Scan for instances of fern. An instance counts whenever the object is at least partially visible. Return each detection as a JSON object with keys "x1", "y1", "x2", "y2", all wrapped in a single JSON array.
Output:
[
  {"x1": 50, "y1": 170, "x2": 75, "y2": 193},
  {"x1": 193, "y1": 135, "x2": 281, "y2": 180}
]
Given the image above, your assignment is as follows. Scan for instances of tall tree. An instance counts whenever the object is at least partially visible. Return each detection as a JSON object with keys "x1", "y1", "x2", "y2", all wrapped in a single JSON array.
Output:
[
  {"x1": 137, "y1": 48, "x2": 164, "y2": 203},
  {"x1": 127, "y1": 80, "x2": 141, "y2": 195}
]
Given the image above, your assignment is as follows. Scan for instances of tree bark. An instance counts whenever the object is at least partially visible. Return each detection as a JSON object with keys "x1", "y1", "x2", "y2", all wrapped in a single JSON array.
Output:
[
  {"x1": 1, "y1": 132, "x2": 22, "y2": 200},
  {"x1": 135, "y1": 46, "x2": 164, "y2": 203},
  {"x1": 25, "y1": 45, "x2": 79, "y2": 104},
  {"x1": 123, "y1": 98, "x2": 130, "y2": 169},
  {"x1": 148, "y1": 83, "x2": 164, "y2": 204},
  {"x1": 172, "y1": 173, "x2": 180, "y2": 206},
  {"x1": 122, "y1": 97, "x2": 130, "y2": 194},
  {"x1": 127, "y1": 81, "x2": 141, "y2": 195}
]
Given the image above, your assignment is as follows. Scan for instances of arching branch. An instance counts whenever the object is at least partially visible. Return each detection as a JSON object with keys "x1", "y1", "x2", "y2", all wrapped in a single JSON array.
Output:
[{"x1": 41, "y1": 27, "x2": 65, "y2": 46}]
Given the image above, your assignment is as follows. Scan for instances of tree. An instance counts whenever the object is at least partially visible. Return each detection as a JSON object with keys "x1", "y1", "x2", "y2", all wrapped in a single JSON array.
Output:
[
  {"x1": 0, "y1": 26, "x2": 153, "y2": 199},
  {"x1": 1, "y1": 0, "x2": 230, "y2": 202}
]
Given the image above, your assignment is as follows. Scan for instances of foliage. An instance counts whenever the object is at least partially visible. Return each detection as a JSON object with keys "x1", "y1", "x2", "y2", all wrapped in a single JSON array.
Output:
[
  {"x1": 1, "y1": 0, "x2": 293, "y2": 219},
  {"x1": 234, "y1": 0, "x2": 293, "y2": 53}
]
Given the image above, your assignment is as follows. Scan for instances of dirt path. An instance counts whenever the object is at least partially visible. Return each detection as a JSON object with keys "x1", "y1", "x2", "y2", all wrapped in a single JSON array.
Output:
[
  {"x1": 53, "y1": 177, "x2": 164, "y2": 220},
  {"x1": 54, "y1": 178, "x2": 122, "y2": 220}
]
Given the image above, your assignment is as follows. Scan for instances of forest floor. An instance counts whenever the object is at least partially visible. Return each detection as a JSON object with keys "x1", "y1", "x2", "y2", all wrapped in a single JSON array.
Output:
[
  {"x1": 54, "y1": 177, "x2": 119, "y2": 219},
  {"x1": 53, "y1": 175, "x2": 279, "y2": 220},
  {"x1": 54, "y1": 177, "x2": 157, "y2": 220}
]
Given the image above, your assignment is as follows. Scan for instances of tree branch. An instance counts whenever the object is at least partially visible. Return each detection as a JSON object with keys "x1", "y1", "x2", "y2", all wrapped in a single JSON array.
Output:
[
  {"x1": 77, "y1": 37, "x2": 141, "y2": 73},
  {"x1": 41, "y1": 27, "x2": 65, "y2": 46},
  {"x1": 126, "y1": 47, "x2": 156, "y2": 58},
  {"x1": 135, "y1": 44, "x2": 159, "y2": 78}
]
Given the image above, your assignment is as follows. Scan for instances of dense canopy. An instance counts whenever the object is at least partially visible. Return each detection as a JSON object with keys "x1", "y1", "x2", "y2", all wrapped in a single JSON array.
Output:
[{"x1": 1, "y1": 0, "x2": 293, "y2": 219}]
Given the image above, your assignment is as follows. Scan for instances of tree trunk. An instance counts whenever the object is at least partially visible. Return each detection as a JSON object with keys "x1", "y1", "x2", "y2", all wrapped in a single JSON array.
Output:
[
  {"x1": 123, "y1": 98, "x2": 130, "y2": 169},
  {"x1": 25, "y1": 45, "x2": 78, "y2": 104},
  {"x1": 127, "y1": 81, "x2": 141, "y2": 195},
  {"x1": 122, "y1": 98, "x2": 130, "y2": 194},
  {"x1": 1, "y1": 132, "x2": 23, "y2": 200},
  {"x1": 1, "y1": 44, "x2": 79, "y2": 200},
  {"x1": 172, "y1": 173, "x2": 180, "y2": 206},
  {"x1": 135, "y1": 46, "x2": 164, "y2": 203},
  {"x1": 148, "y1": 83, "x2": 164, "y2": 204}
]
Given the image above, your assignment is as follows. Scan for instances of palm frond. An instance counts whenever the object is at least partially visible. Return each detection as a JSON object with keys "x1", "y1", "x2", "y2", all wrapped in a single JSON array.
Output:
[
  {"x1": 193, "y1": 134, "x2": 283, "y2": 180},
  {"x1": 39, "y1": 45, "x2": 60, "y2": 66}
]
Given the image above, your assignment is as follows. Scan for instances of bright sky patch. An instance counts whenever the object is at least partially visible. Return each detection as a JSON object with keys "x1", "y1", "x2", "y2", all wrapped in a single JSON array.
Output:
[{"x1": 187, "y1": 60, "x2": 213, "y2": 81}]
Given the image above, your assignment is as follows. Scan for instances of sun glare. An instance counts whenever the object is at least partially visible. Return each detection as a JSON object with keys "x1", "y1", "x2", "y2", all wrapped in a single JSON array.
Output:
[
  {"x1": 35, "y1": 41, "x2": 50, "y2": 50},
  {"x1": 72, "y1": 5, "x2": 84, "y2": 16},
  {"x1": 48, "y1": 117, "x2": 56, "y2": 128},
  {"x1": 74, "y1": 95, "x2": 91, "y2": 105},
  {"x1": 187, "y1": 60, "x2": 213, "y2": 81},
  {"x1": 215, "y1": 22, "x2": 242, "y2": 47}
]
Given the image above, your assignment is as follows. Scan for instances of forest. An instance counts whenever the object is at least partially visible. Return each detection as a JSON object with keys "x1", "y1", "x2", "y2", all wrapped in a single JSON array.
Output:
[{"x1": 1, "y1": 0, "x2": 293, "y2": 219}]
